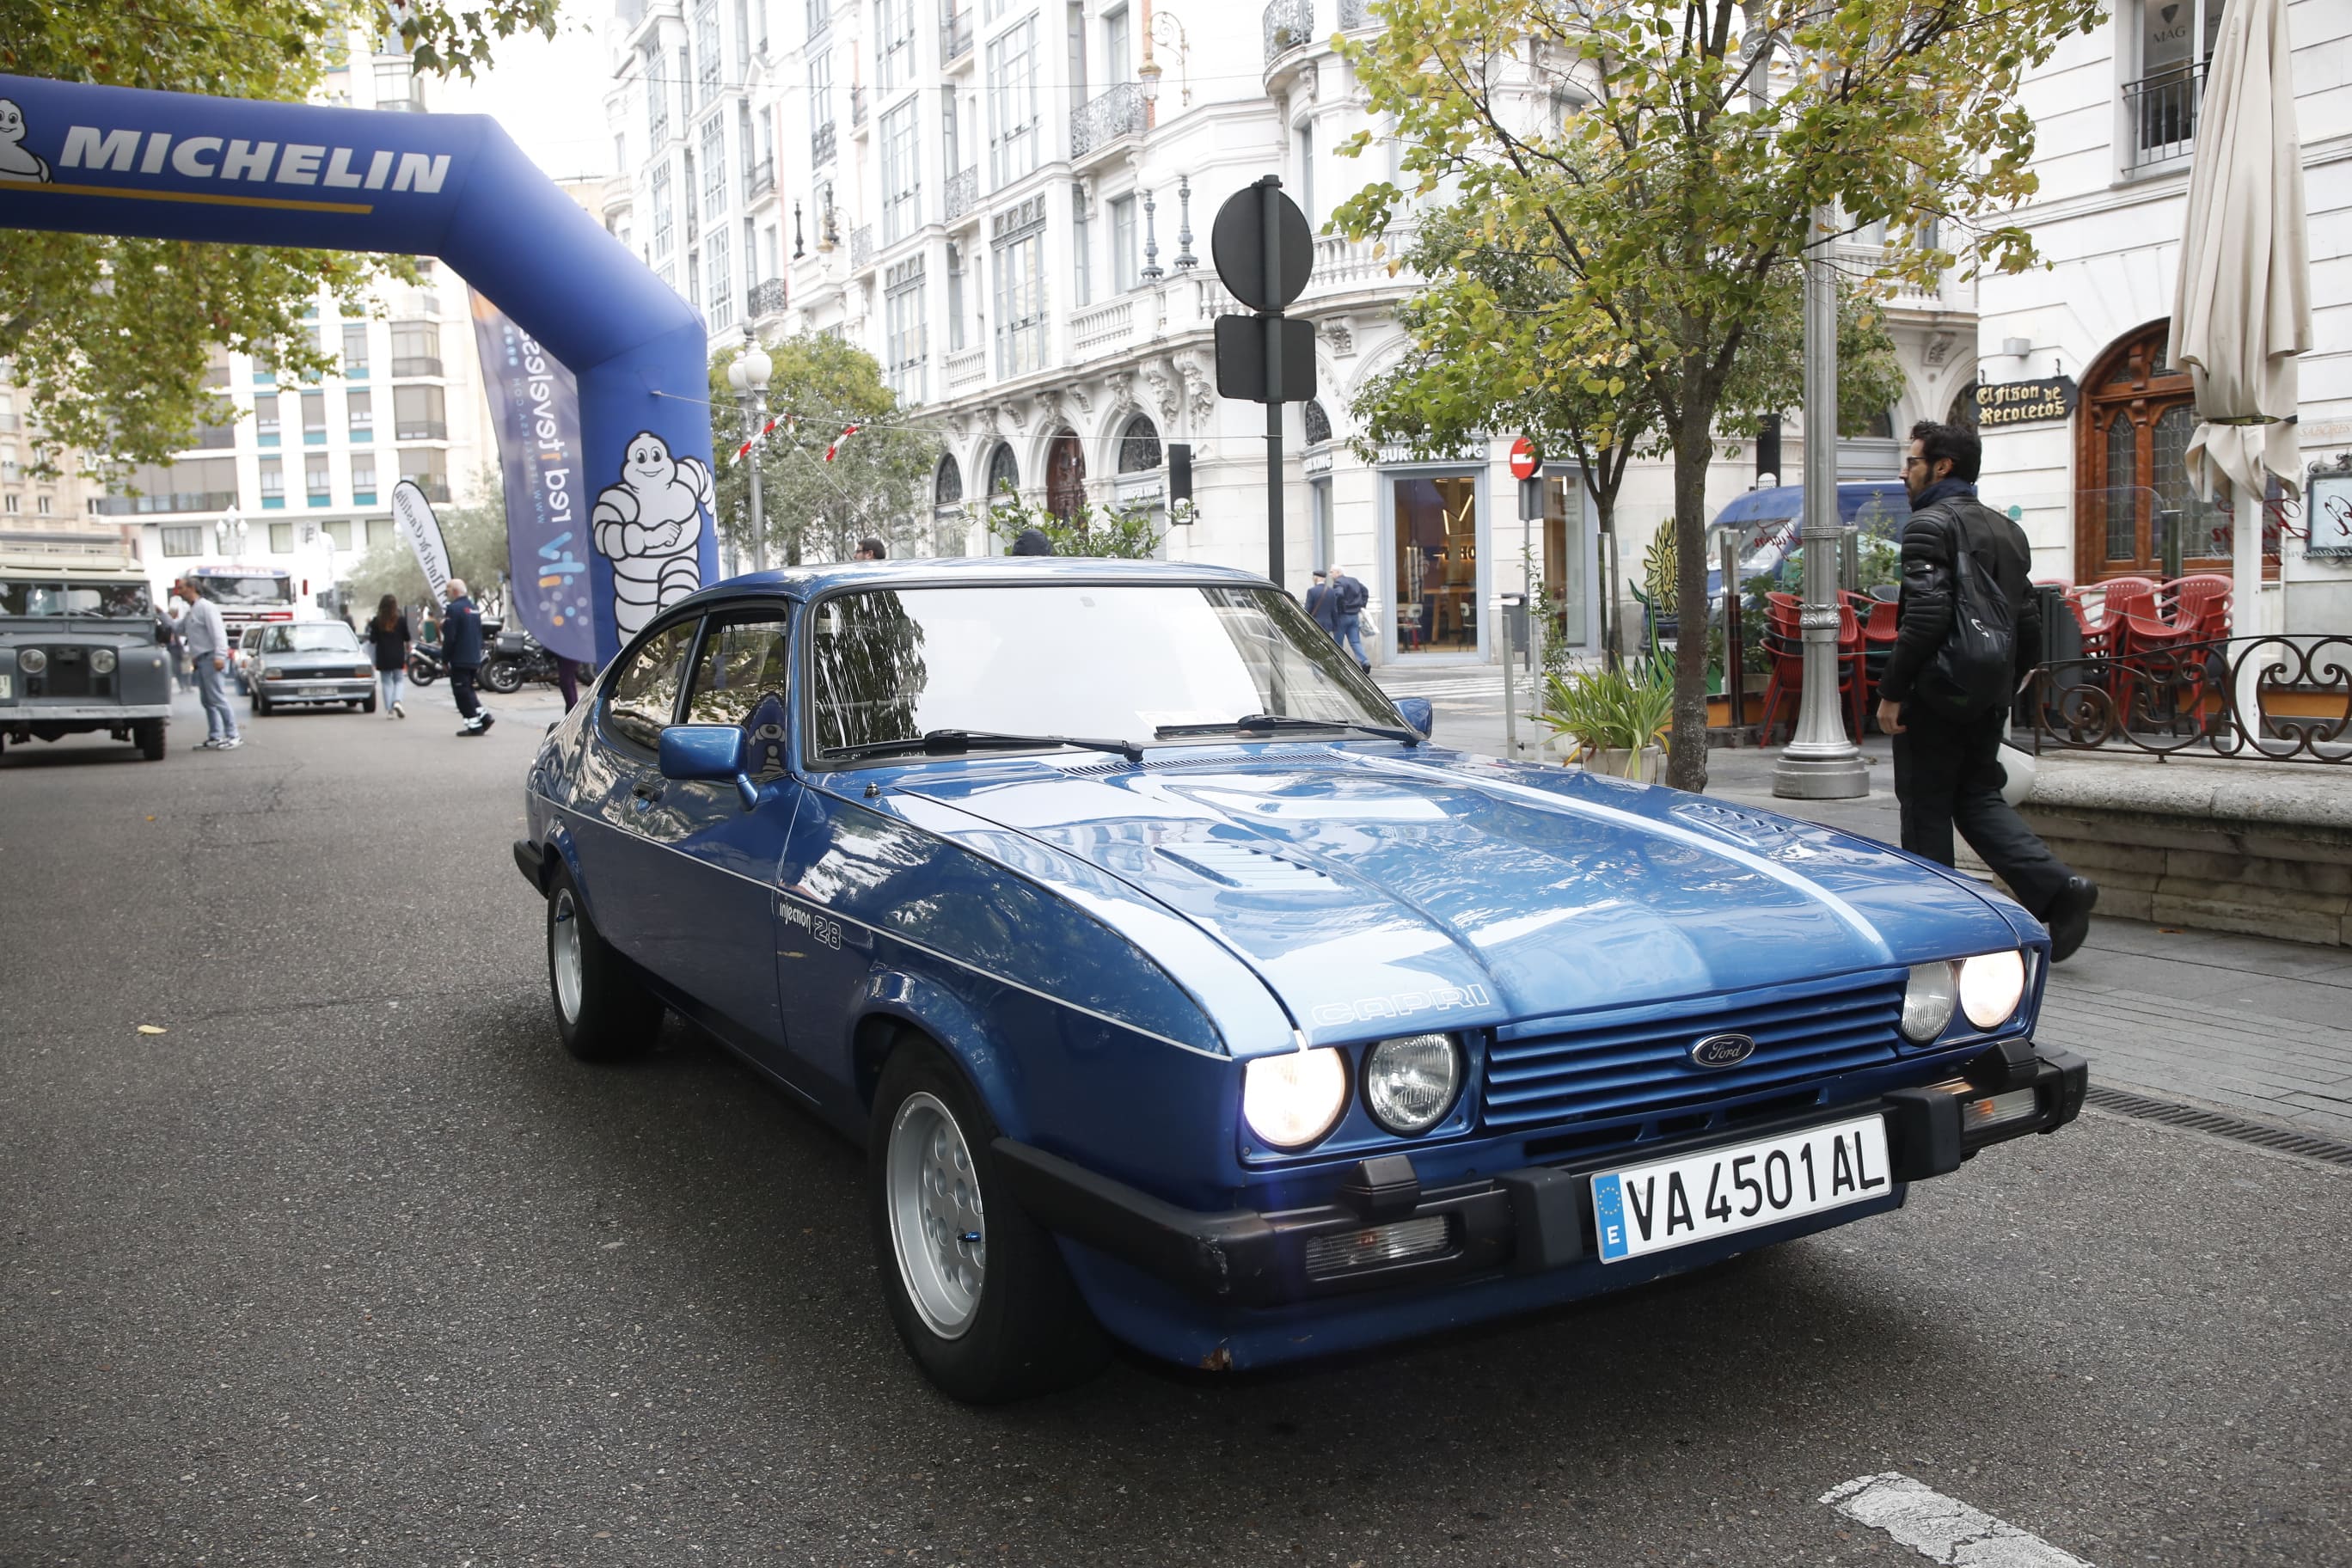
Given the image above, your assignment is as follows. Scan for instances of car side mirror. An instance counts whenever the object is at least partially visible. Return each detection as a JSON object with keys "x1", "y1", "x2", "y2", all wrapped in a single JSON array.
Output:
[
  {"x1": 658, "y1": 724, "x2": 767, "y2": 810},
  {"x1": 1395, "y1": 696, "x2": 1435, "y2": 738}
]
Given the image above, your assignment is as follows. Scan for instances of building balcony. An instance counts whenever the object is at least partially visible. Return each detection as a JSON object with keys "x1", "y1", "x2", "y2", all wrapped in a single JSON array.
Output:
[
  {"x1": 812, "y1": 121, "x2": 837, "y2": 165},
  {"x1": 944, "y1": 165, "x2": 978, "y2": 222},
  {"x1": 1070, "y1": 81, "x2": 1145, "y2": 163},
  {"x1": 95, "y1": 490, "x2": 240, "y2": 517},
  {"x1": 1069, "y1": 297, "x2": 1135, "y2": 359},
  {"x1": 1264, "y1": 0, "x2": 1314, "y2": 67},
  {"x1": 940, "y1": 10, "x2": 973, "y2": 65},
  {"x1": 748, "y1": 276, "x2": 789, "y2": 318},
  {"x1": 851, "y1": 84, "x2": 867, "y2": 130},
  {"x1": 747, "y1": 157, "x2": 775, "y2": 199},
  {"x1": 944, "y1": 347, "x2": 986, "y2": 390},
  {"x1": 390, "y1": 357, "x2": 443, "y2": 377},
  {"x1": 2123, "y1": 65, "x2": 2203, "y2": 171},
  {"x1": 396, "y1": 422, "x2": 449, "y2": 441},
  {"x1": 1298, "y1": 224, "x2": 1418, "y2": 303}
]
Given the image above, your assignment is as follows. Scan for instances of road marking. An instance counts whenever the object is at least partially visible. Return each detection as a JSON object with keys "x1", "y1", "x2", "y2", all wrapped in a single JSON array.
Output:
[{"x1": 1821, "y1": 1473, "x2": 2096, "y2": 1567}]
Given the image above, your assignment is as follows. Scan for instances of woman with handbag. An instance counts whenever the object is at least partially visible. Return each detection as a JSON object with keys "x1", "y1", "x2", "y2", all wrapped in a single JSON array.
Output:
[{"x1": 364, "y1": 594, "x2": 413, "y2": 719}]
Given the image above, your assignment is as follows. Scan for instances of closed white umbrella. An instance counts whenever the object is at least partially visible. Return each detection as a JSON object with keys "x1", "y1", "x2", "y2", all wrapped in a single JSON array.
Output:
[{"x1": 2170, "y1": 0, "x2": 2310, "y2": 655}]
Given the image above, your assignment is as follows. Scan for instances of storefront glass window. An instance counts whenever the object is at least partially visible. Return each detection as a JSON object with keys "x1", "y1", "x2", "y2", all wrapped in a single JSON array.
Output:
[{"x1": 1393, "y1": 475, "x2": 1479, "y2": 653}]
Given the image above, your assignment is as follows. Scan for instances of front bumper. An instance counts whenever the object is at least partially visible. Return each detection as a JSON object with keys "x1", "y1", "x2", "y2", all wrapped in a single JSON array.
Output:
[
  {"x1": 1, "y1": 704, "x2": 174, "y2": 724},
  {"x1": 260, "y1": 678, "x2": 374, "y2": 703},
  {"x1": 996, "y1": 1040, "x2": 2086, "y2": 1309}
]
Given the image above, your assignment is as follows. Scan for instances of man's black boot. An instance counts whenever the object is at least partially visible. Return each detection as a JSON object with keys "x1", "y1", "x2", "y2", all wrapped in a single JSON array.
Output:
[{"x1": 2043, "y1": 876, "x2": 2098, "y2": 963}]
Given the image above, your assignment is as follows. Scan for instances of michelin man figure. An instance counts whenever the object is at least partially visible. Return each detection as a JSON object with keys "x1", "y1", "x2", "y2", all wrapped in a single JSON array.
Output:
[
  {"x1": 592, "y1": 431, "x2": 712, "y2": 641},
  {"x1": 0, "y1": 100, "x2": 53, "y2": 182}
]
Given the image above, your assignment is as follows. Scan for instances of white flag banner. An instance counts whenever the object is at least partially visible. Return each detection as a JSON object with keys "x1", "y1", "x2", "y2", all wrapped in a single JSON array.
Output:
[{"x1": 391, "y1": 480, "x2": 452, "y2": 603}]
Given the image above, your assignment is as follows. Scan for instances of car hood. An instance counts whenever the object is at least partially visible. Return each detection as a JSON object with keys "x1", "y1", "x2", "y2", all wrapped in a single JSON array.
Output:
[{"x1": 889, "y1": 745, "x2": 2025, "y2": 1050}]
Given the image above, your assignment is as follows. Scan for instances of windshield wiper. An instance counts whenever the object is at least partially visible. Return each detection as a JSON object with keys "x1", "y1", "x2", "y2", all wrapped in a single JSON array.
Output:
[
  {"x1": 825, "y1": 728, "x2": 1144, "y2": 763},
  {"x1": 1155, "y1": 714, "x2": 1421, "y2": 746}
]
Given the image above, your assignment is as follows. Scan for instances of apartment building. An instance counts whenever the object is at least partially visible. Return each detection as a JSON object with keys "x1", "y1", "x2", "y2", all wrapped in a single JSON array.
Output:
[
  {"x1": 0, "y1": 370, "x2": 119, "y2": 553},
  {"x1": 95, "y1": 32, "x2": 498, "y2": 610},
  {"x1": 1973, "y1": 0, "x2": 2349, "y2": 630},
  {"x1": 609, "y1": 0, "x2": 1976, "y2": 665}
]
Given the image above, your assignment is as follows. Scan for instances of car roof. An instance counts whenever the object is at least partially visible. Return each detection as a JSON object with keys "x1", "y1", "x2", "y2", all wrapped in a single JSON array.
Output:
[
  {"x1": 1710, "y1": 480, "x2": 1911, "y2": 530},
  {"x1": 671, "y1": 554, "x2": 1273, "y2": 608}
]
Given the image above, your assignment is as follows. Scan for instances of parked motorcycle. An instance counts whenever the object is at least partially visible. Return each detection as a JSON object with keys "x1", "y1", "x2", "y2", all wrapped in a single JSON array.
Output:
[
  {"x1": 405, "y1": 644, "x2": 446, "y2": 686},
  {"x1": 479, "y1": 628, "x2": 564, "y2": 695}
]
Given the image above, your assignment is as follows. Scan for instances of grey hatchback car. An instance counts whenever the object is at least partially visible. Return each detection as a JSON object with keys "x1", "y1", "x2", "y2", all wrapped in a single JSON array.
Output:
[{"x1": 247, "y1": 621, "x2": 377, "y2": 715}]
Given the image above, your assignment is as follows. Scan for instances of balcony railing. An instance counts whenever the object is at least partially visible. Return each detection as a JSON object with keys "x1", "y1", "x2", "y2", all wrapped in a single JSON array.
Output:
[
  {"x1": 1070, "y1": 298, "x2": 1134, "y2": 357},
  {"x1": 746, "y1": 157, "x2": 775, "y2": 199},
  {"x1": 850, "y1": 225, "x2": 874, "y2": 269},
  {"x1": 95, "y1": 490, "x2": 241, "y2": 517},
  {"x1": 1338, "y1": 0, "x2": 1370, "y2": 26},
  {"x1": 389, "y1": 356, "x2": 443, "y2": 377},
  {"x1": 1264, "y1": 0, "x2": 1314, "y2": 66},
  {"x1": 945, "y1": 347, "x2": 986, "y2": 389},
  {"x1": 940, "y1": 10, "x2": 973, "y2": 63},
  {"x1": 2123, "y1": 64, "x2": 2203, "y2": 170},
  {"x1": 395, "y1": 420, "x2": 449, "y2": 441},
  {"x1": 850, "y1": 84, "x2": 867, "y2": 128},
  {"x1": 1070, "y1": 81, "x2": 1145, "y2": 161},
  {"x1": 747, "y1": 277, "x2": 789, "y2": 317},
  {"x1": 812, "y1": 121, "x2": 837, "y2": 165},
  {"x1": 944, "y1": 165, "x2": 978, "y2": 220}
]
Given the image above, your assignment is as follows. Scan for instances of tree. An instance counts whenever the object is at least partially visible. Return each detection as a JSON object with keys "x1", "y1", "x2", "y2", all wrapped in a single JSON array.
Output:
[
  {"x1": 1332, "y1": 0, "x2": 2100, "y2": 790},
  {"x1": 1351, "y1": 199, "x2": 1905, "y2": 664},
  {"x1": 0, "y1": 1, "x2": 561, "y2": 478},
  {"x1": 709, "y1": 334, "x2": 936, "y2": 567},
  {"x1": 340, "y1": 467, "x2": 511, "y2": 617},
  {"x1": 979, "y1": 487, "x2": 1167, "y2": 558}
]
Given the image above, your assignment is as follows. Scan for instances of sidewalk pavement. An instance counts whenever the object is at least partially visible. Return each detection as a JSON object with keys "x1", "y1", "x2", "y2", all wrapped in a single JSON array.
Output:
[{"x1": 1375, "y1": 660, "x2": 2352, "y2": 1143}]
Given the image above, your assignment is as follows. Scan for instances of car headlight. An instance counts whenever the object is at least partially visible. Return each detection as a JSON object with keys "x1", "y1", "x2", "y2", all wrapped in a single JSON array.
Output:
[
  {"x1": 17, "y1": 647, "x2": 46, "y2": 674},
  {"x1": 265, "y1": 668, "x2": 286, "y2": 679},
  {"x1": 1900, "y1": 961, "x2": 1957, "y2": 1042},
  {"x1": 1363, "y1": 1033, "x2": 1462, "y2": 1136},
  {"x1": 1958, "y1": 950, "x2": 2027, "y2": 1030},
  {"x1": 353, "y1": 665, "x2": 373, "y2": 678},
  {"x1": 1242, "y1": 1048, "x2": 1349, "y2": 1149},
  {"x1": 90, "y1": 647, "x2": 118, "y2": 675}
]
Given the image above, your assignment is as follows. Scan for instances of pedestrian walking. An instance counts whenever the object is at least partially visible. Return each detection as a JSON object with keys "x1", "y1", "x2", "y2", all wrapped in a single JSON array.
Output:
[
  {"x1": 171, "y1": 579, "x2": 241, "y2": 750},
  {"x1": 854, "y1": 536, "x2": 888, "y2": 560},
  {"x1": 440, "y1": 577, "x2": 494, "y2": 738},
  {"x1": 364, "y1": 593, "x2": 412, "y2": 720},
  {"x1": 1326, "y1": 567, "x2": 1372, "y2": 671},
  {"x1": 1877, "y1": 420, "x2": 2098, "y2": 961},
  {"x1": 556, "y1": 657, "x2": 581, "y2": 712},
  {"x1": 1304, "y1": 568, "x2": 1331, "y2": 626}
]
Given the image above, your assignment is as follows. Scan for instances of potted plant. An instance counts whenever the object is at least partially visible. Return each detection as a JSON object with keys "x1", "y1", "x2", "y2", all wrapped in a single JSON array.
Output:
[{"x1": 1537, "y1": 658, "x2": 1675, "y2": 782}]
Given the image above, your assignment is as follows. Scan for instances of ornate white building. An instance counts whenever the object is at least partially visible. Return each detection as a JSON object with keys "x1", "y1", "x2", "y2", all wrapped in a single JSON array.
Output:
[{"x1": 605, "y1": 0, "x2": 1977, "y2": 665}]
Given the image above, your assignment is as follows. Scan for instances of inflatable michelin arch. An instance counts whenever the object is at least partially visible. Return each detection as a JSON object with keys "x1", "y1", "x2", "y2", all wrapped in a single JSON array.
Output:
[{"x1": 0, "y1": 74, "x2": 712, "y2": 664}]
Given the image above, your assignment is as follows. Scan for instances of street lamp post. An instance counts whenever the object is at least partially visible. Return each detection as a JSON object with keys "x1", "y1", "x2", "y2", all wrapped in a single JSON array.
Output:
[
  {"x1": 214, "y1": 509, "x2": 247, "y2": 559},
  {"x1": 726, "y1": 326, "x2": 774, "y2": 574},
  {"x1": 1771, "y1": 204, "x2": 1869, "y2": 799}
]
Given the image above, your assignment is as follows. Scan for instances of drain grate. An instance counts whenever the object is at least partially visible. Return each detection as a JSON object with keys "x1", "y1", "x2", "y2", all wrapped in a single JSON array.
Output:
[{"x1": 2084, "y1": 1085, "x2": 2352, "y2": 1167}]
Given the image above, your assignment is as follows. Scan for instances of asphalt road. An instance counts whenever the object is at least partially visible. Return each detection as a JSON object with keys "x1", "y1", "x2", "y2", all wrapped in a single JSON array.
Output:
[{"x1": 4, "y1": 688, "x2": 2349, "y2": 1568}]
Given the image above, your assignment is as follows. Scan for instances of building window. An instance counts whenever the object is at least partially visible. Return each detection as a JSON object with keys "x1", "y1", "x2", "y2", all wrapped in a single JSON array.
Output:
[
  {"x1": 96, "y1": 457, "x2": 238, "y2": 516},
  {"x1": 1296, "y1": 119, "x2": 1315, "y2": 229},
  {"x1": 877, "y1": 0, "x2": 915, "y2": 91},
  {"x1": 1104, "y1": 6, "x2": 1130, "y2": 84},
  {"x1": 394, "y1": 384, "x2": 447, "y2": 440},
  {"x1": 2127, "y1": 0, "x2": 2223, "y2": 169},
  {"x1": 986, "y1": 16, "x2": 1038, "y2": 187},
  {"x1": 807, "y1": 0, "x2": 830, "y2": 38},
  {"x1": 389, "y1": 322, "x2": 441, "y2": 377},
  {"x1": 260, "y1": 459, "x2": 285, "y2": 509},
  {"x1": 985, "y1": 442, "x2": 1019, "y2": 505},
  {"x1": 651, "y1": 161, "x2": 675, "y2": 256},
  {"x1": 269, "y1": 521, "x2": 294, "y2": 551},
  {"x1": 707, "y1": 224, "x2": 734, "y2": 329},
  {"x1": 325, "y1": 519, "x2": 352, "y2": 550},
  {"x1": 255, "y1": 393, "x2": 283, "y2": 445},
  {"x1": 885, "y1": 257, "x2": 928, "y2": 406},
  {"x1": 398, "y1": 447, "x2": 450, "y2": 503},
  {"x1": 695, "y1": 0, "x2": 722, "y2": 105},
  {"x1": 347, "y1": 389, "x2": 373, "y2": 440},
  {"x1": 307, "y1": 455, "x2": 332, "y2": 505},
  {"x1": 941, "y1": 87, "x2": 961, "y2": 180},
  {"x1": 2076, "y1": 318, "x2": 2255, "y2": 581},
  {"x1": 366, "y1": 516, "x2": 394, "y2": 548},
  {"x1": 1072, "y1": 185, "x2": 1091, "y2": 306},
  {"x1": 341, "y1": 323, "x2": 370, "y2": 377},
  {"x1": 993, "y1": 227, "x2": 1044, "y2": 378},
  {"x1": 34, "y1": 493, "x2": 51, "y2": 515},
  {"x1": 809, "y1": 49, "x2": 835, "y2": 144},
  {"x1": 351, "y1": 453, "x2": 377, "y2": 503},
  {"x1": 162, "y1": 525, "x2": 202, "y2": 557},
  {"x1": 946, "y1": 242, "x2": 967, "y2": 352},
  {"x1": 1117, "y1": 413, "x2": 1161, "y2": 473},
  {"x1": 644, "y1": 46, "x2": 668, "y2": 141},
  {"x1": 935, "y1": 452, "x2": 963, "y2": 504},
  {"x1": 881, "y1": 98, "x2": 922, "y2": 243},
  {"x1": 1303, "y1": 397, "x2": 1332, "y2": 446},
  {"x1": 701, "y1": 114, "x2": 727, "y2": 220},
  {"x1": 301, "y1": 391, "x2": 326, "y2": 444},
  {"x1": 1109, "y1": 194, "x2": 1136, "y2": 291}
]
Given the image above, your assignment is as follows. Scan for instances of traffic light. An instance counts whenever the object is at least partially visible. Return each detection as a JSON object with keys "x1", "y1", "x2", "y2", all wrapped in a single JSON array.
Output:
[{"x1": 1167, "y1": 444, "x2": 1193, "y2": 508}]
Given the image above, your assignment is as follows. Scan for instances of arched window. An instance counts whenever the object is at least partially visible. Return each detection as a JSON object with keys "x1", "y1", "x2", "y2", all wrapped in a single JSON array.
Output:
[
  {"x1": 1946, "y1": 382, "x2": 1980, "y2": 428},
  {"x1": 1302, "y1": 398, "x2": 1332, "y2": 447},
  {"x1": 985, "y1": 443, "x2": 1019, "y2": 502},
  {"x1": 1116, "y1": 413, "x2": 1161, "y2": 473},
  {"x1": 1862, "y1": 408, "x2": 1896, "y2": 439},
  {"x1": 1046, "y1": 430, "x2": 1086, "y2": 520},
  {"x1": 2076, "y1": 319, "x2": 2243, "y2": 582},
  {"x1": 934, "y1": 453, "x2": 963, "y2": 505}
]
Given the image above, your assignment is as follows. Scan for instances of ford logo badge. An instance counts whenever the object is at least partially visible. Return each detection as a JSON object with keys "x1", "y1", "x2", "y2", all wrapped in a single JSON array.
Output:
[{"x1": 1689, "y1": 1032, "x2": 1756, "y2": 1069}]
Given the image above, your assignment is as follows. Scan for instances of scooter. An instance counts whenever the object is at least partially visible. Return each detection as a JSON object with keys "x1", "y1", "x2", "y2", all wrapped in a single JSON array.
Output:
[{"x1": 405, "y1": 644, "x2": 446, "y2": 686}]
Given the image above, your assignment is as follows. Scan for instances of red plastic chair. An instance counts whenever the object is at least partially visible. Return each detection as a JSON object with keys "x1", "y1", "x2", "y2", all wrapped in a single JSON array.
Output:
[
  {"x1": 1756, "y1": 596, "x2": 1868, "y2": 744},
  {"x1": 2166, "y1": 574, "x2": 2233, "y2": 640}
]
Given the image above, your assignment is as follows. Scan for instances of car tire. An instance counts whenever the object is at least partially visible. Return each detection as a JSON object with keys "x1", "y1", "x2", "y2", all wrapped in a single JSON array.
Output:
[
  {"x1": 868, "y1": 1044, "x2": 1109, "y2": 1403},
  {"x1": 544, "y1": 867, "x2": 661, "y2": 1063},
  {"x1": 480, "y1": 658, "x2": 524, "y2": 695},
  {"x1": 135, "y1": 719, "x2": 166, "y2": 761},
  {"x1": 358, "y1": 696, "x2": 376, "y2": 712},
  {"x1": 252, "y1": 692, "x2": 271, "y2": 716}
]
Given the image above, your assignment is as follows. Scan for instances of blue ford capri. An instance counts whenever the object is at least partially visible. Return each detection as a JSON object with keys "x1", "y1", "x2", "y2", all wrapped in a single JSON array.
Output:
[{"x1": 513, "y1": 559, "x2": 2085, "y2": 1401}]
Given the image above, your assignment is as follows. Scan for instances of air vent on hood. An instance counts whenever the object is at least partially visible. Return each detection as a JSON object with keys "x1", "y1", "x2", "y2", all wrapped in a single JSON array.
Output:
[
  {"x1": 1155, "y1": 842, "x2": 1337, "y2": 890},
  {"x1": 1669, "y1": 799, "x2": 1801, "y2": 850},
  {"x1": 1057, "y1": 744, "x2": 1347, "y2": 778}
]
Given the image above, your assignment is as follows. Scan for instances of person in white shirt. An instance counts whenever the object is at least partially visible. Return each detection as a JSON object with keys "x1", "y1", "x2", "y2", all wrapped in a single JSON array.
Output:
[{"x1": 172, "y1": 579, "x2": 241, "y2": 750}]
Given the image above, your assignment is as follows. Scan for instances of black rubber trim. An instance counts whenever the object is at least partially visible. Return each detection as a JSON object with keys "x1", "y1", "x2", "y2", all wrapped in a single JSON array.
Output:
[{"x1": 512, "y1": 838, "x2": 548, "y2": 894}]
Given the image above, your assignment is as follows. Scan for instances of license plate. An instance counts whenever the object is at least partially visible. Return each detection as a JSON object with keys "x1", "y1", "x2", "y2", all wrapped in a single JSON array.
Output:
[
  {"x1": 0, "y1": 673, "x2": 10, "y2": 699},
  {"x1": 1591, "y1": 1114, "x2": 1891, "y2": 1263}
]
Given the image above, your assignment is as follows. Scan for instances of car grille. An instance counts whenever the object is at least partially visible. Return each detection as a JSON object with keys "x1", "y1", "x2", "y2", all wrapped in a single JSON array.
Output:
[
  {"x1": 1482, "y1": 974, "x2": 1907, "y2": 1133},
  {"x1": 39, "y1": 650, "x2": 93, "y2": 698}
]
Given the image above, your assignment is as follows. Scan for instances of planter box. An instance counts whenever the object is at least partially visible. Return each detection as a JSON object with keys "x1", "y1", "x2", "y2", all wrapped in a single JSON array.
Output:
[{"x1": 1582, "y1": 744, "x2": 1665, "y2": 783}]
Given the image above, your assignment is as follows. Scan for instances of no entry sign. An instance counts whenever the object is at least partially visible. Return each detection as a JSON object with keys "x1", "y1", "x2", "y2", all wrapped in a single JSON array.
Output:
[{"x1": 1510, "y1": 437, "x2": 1541, "y2": 481}]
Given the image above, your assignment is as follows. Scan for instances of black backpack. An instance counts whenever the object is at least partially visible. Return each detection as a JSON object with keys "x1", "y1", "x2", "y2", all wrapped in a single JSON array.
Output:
[{"x1": 1917, "y1": 501, "x2": 2017, "y2": 716}]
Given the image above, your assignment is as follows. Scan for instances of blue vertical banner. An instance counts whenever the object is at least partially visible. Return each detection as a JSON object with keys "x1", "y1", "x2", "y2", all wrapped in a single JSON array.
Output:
[{"x1": 469, "y1": 288, "x2": 595, "y2": 663}]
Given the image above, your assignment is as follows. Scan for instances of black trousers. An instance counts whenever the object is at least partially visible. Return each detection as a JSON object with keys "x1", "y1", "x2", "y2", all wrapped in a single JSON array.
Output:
[
  {"x1": 1891, "y1": 703, "x2": 2073, "y2": 916},
  {"x1": 450, "y1": 665, "x2": 482, "y2": 721}
]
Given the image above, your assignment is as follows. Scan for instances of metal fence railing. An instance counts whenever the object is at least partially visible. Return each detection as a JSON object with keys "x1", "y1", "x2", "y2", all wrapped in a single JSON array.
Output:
[{"x1": 2024, "y1": 634, "x2": 2352, "y2": 765}]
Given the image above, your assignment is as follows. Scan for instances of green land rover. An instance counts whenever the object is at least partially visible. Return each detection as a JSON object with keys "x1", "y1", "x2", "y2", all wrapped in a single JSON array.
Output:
[{"x1": 0, "y1": 548, "x2": 174, "y2": 762}]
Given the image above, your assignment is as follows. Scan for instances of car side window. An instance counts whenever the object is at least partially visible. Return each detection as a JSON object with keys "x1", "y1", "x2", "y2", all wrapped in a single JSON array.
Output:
[
  {"x1": 683, "y1": 616, "x2": 791, "y2": 727},
  {"x1": 603, "y1": 620, "x2": 698, "y2": 751}
]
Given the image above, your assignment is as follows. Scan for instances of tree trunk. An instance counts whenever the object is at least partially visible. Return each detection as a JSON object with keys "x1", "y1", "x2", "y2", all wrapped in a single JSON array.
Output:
[{"x1": 1666, "y1": 401, "x2": 1715, "y2": 793}]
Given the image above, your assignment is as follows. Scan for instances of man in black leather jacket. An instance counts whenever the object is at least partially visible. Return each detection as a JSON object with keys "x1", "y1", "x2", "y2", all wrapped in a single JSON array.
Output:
[{"x1": 1876, "y1": 421, "x2": 2098, "y2": 961}]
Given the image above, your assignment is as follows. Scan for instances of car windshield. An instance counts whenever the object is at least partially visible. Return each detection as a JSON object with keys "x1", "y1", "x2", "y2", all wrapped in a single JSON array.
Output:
[
  {"x1": 809, "y1": 583, "x2": 1405, "y2": 756},
  {"x1": 261, "y1": 623, "x2": 359, "y2": 654},
  {"x1": 0, "y1": 579, "x2": 152, "y2": 617},
  {"x1": 196, "y1": 574, "x2": 294, "y2": 606}
]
